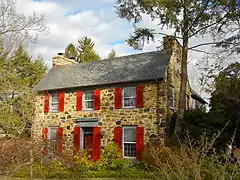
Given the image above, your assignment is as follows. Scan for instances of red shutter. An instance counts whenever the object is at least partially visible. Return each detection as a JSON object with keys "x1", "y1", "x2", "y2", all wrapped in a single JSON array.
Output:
[
  {"x1": 42, "y1": 128, "x2": 48, "y2": 155},
  {"x1": 44, "y1": 94, "x2": 50, "y2": 113},
  {"x1": 57, "y1": 127, "x2": 64, "y2": 153},
  {"x1": 136, "y1": 127, "x2": 144, "y2": 160},
  {"x1": 94, "y1": 89, "x2": 101, "y2": 110},
  {"x1": 114, "y1": 88, "x2": 122, "y2": 109},
  {"x1": 92, "y1": 127, "x2": 101, "y2": 161},
  {"x1": 58, "y1": 92, "x2": 65, "y2": 112},
  {"x1": 114, "y1": 126, "x2": 122, "y2": 153},
  {"x1": 42, "y1": 128, "x2": 48, "y2": 140},
  {"x1": 136, "y1": 85, "x2": 144, "y2": 108},
  {"x1": 76, "y1": 91, "x2": 83, "y2": 111},
  {"x1": 73, "y1": 126, "x2": 80, "y2": 154}
]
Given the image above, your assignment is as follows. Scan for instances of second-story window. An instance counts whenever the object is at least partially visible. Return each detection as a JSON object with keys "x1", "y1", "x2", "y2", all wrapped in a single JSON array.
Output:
[
  {"x1": 50, "y1": 93, "x2": 59, "y2": 112},
  {"x1": 83, "y1": 91, "x2": 94, "y2": 110},
  {"x1": 169, "y1": 86, "x2": 174, "y2": 109},
  {"x1": 123, "y1": 87, "x2": 136, "y2": 108}
]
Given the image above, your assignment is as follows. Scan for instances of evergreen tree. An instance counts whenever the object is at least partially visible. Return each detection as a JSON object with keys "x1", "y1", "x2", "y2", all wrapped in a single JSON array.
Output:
[
  {"x1": 64, "y1": 43, "x2": 78, "y2": 59},
  {"x1": 76, "y1": 36, "x2": 101, "y2": 63},
  {"x1": 107, "y1": 49, "x2": 117, "y2": 59},
  {"x1": 115, "y1": 0, "x2": 240, "y2": 133},
  {"x1": 0, "y1": 44, "x2": 46, "y2": 137}
]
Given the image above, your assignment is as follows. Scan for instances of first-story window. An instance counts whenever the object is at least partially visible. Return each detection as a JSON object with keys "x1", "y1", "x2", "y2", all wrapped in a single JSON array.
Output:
[
  {"x1": 83, "y1": 91, "x2": 94, "y2": 110},
  {"x1": 50, "y1": 93, "x2": 59, "y2": 112},
  {"x1": 48, "y1": 127, "x2": 58, "y2": 152},
  {"x1": 123, "y1": 127, "x2": 136, "y2": 158},
  {"x1": 123, "y1": 87, "x2": 136, "y2": 108},
  {"x1": 169, "y1": 86, "x2": 174, "y2": 109}
]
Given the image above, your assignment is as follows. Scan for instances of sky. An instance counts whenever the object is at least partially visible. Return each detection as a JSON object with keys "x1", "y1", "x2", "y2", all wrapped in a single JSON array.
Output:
[{"x1": 15, "y1": 0, "x2": 212, "y2": 92}]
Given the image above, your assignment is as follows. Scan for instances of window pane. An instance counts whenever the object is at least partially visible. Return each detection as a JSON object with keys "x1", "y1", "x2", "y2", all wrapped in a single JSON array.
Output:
[
  {"x1": 51, "y1": 103, "x2": 59, "y2": 112},
  {"x1": 124, "y1": 98, "x2": 136, "y2": 107},
  {"x1": 124, "y1": 128, "x2": 136, "y2": 142},
  {"x1": 52, "y1": 93, "x2": 58, "y2": 103},
  {"x1": 123, "y1": 87, "x2": 135, "y2": 97},
  {"x1": 49, "y1": 128, "x2": 58, "y2": 140},
  {"x1": 85, "y1": 92, "x2": 94, "y2": 100},
  {"x1": 85, "y1": 101, "x2": 94, "y2": 109},
  {"x1": 124, "y1": 143, "x2": 136, "y2": 157},
  {"x1": 170, "y1": 99, "x2": 174, "y2": 108}
]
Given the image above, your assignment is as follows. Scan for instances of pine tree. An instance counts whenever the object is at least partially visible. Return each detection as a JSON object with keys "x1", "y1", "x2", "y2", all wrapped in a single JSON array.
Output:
[
  {"x1": 107, "y1": 49, "x2": 117, "y2": 59},
  {"x1": 76, "y1": 36, "x2": 101, "y2": 63},
  {"x1": 0, "y1": 44, "x2": 46, "y2": 137},
  {"x1": 64, "y1": 43, "x2": 78, "y2": 59}
]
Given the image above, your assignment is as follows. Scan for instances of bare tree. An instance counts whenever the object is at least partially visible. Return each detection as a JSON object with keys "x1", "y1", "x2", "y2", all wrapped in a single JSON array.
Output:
[{"x1": 0, "y1": 0, "x2": 47, "y2": 54}]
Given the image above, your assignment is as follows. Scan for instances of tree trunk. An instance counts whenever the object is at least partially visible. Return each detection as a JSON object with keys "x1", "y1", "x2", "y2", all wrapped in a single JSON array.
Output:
[{"x1": 175, "y1": 2, "x2": 189, "y2": 133}]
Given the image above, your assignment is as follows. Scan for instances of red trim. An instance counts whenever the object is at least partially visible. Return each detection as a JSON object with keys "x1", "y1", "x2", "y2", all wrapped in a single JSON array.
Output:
[
  {"x1": 73, "y1": 126, "x2": 80, "y2": 154},
  {"x1": 114, "y1": 88, "x2": 122, "y2": 109},
  {"x1": 58, "y1": 92, "x2": 65, "y2": 112},
  {"x1": 42, "y1": 128, "x2": 48, "y2": 155},
  {"x1": 136, "y1": 85, "x2": 144, "y2": 108},
  {"x1": 44, "y1": 94, "x2": 50, "y2": 113},
  {"x1": 57, "y1": 127, "x2": 64, "y2": 153},
  {"x1": 94, "y1": 89, "x2": 101, "y2": 110},
  {"x1": 136, "y1": 127, "x2": 144, "y2": 160},
  {"x1": 76, "y1": 91, "x2": 83, "y2": 111},
  {"x1": 42, "y1": 128, "x2": 48, "y2": 140},
  {"x1": 92, "y1": 127, "x2": 101, "y2": 161},
  {"x1": 114, "y1": 126, "x2": 122, "y2": 153}
]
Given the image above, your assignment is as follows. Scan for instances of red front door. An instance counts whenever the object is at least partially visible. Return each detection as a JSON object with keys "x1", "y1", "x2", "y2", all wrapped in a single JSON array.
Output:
[{"x1": 84, "y1": 134, "x2": 93, "y2": 155}]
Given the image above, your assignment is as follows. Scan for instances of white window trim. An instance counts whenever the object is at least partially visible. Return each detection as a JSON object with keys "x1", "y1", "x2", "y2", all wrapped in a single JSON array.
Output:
[
  {"x1": 50, "y1": 92, "x2": 59, "y2": 112},
  {"x1": 122, "y1": 126, "x2": 136, "y2": 159},
  {"x1": 169, "y1": 87, "x2": 174, "y2": 109},
  {"x1": 83, "y1": 91, "x2": 94, "y2": 111},
  {"x1": 122, "y1": 87, "x2": 136, "y2": 109}
]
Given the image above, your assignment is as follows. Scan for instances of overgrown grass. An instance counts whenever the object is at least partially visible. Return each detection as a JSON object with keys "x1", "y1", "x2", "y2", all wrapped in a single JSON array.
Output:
[{"x1": 4, "y1": 139, "x2": 240, "y2": 179}]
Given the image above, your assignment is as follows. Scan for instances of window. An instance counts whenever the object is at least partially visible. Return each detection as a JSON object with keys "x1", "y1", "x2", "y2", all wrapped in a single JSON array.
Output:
[
  {"x1": 50, "y1": 93, "x2": 59, "y2": 112},
  {"x1": 123, "y1": 87, "x2": 136, "y2": 108},
  {"x1": 123, "y1": 127, "x2": 136, "y2": 158},
  {"x1": 169, "y1": 86, "x2": 174, "y2": 109},
  {"x1": 83, "y1": 91, "x2": 94, "y2": 110},
  {"x1": 48, "y1": 127, "x2": 58, "y2": 152}
]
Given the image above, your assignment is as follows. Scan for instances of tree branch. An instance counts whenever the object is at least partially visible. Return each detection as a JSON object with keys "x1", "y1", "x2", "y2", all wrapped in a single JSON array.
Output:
[
  {"x1": 188, "y1": 13, "x2": 228, "y2": 38},
  {"x1": 189, "y1": 48, "x2": 211, "y2": 54},
  {"x1": 187, "y1": 0, "x2": 210, "y2": 33},
  {"x1": 154, "y1": 32, "x2": 183, "y2": 39},
  {"x1": 188, "y1": 42, "x2": 234, "y2": 50}
]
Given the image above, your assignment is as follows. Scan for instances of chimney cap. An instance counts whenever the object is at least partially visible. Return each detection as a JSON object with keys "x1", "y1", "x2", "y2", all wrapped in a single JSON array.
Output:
[{"x1": 57, "y1": 52, "x2": 64, "y2": 56}]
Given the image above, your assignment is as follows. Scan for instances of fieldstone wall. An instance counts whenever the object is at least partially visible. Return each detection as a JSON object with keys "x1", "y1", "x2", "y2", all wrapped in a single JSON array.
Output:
[{"x1": 33, "y1": 82, "x2": 167, "y2": 153}]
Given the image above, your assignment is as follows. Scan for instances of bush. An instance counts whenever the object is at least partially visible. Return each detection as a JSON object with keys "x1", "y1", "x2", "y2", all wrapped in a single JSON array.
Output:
[{"x1": 143, "y1": 137, "x2": 240, "y2": 180}]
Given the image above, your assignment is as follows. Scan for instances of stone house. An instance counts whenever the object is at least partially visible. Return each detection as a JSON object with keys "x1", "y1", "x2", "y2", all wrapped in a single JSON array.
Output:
[{"x1": 33, "y1": 36, "x2": 206, "y2": 161}]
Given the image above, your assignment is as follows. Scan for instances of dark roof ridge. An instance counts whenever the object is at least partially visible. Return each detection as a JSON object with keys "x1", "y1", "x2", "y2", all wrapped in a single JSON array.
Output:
[{"x1": 55, "y1": 49, "x2": 167, "y2": 69}]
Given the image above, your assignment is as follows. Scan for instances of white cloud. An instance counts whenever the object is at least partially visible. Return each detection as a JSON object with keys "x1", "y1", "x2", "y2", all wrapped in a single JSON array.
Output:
[{"x1": 16, "y1": 0, "x2": 234, "y2": 96}]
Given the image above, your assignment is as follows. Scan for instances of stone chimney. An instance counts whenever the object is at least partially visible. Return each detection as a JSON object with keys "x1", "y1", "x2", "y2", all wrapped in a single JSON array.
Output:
[
  {"x1": 52, "y1": 53, "x2": 78, "y2": 67},
  {"x1": 163, "y1": 36, "x2": 182, "y2": 59}
]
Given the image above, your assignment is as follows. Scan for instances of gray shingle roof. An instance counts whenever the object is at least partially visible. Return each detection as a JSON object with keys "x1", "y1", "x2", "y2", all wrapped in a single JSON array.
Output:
[
  {"x1": 190, "y1": 88, "x2": 207, "y2": 104},
  {"x1": 33, "y1": 50, "x2": 171, "y2": 91}
]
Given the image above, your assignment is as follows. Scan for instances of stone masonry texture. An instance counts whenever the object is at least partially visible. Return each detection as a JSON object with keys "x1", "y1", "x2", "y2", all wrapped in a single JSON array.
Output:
[{"x1": 33, "y1": 37, "x2": 195, "y2": 153}]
